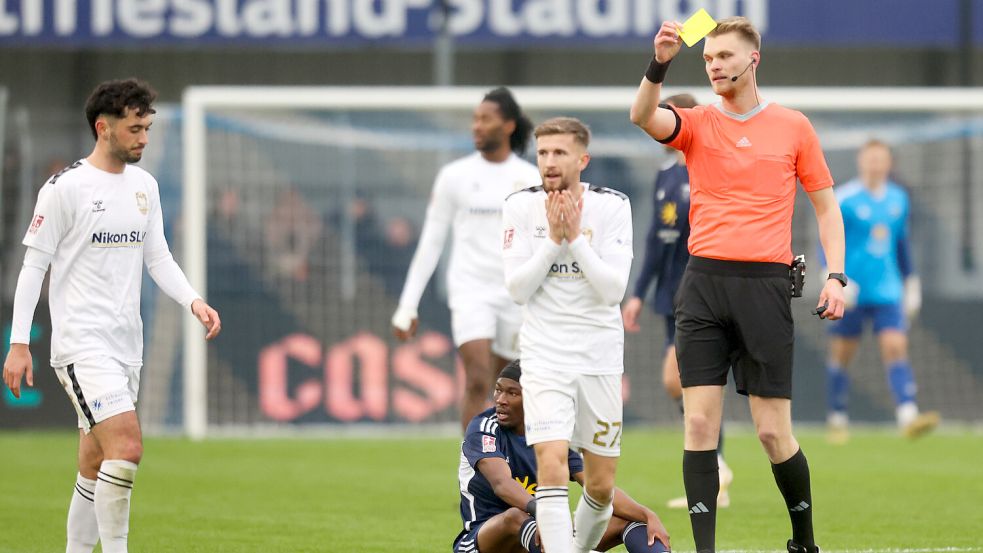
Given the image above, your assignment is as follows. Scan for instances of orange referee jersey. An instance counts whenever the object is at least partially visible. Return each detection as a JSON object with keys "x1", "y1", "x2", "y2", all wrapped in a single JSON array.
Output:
[{"x1": 660, "y1": 102, "x2": 833, "y2": 264}]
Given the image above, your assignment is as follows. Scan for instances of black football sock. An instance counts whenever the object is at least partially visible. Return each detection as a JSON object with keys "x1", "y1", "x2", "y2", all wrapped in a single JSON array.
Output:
[
  {"x1": 683, "y1": 449, "x2": 719, "y2": 553},
  {"x1": 772, "y1": 448, "x2": 815, "y2": 548}
]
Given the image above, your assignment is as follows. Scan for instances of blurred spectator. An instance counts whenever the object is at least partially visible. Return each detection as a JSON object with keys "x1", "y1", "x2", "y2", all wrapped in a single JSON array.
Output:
[{"x1": 265, "y1": 187, "x2": 322, "y2": 282}]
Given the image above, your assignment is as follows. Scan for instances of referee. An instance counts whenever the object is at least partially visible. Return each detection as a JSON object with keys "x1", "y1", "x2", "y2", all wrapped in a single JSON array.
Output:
[{"x1": 630, "y1": 17, "x2": 846, "y2": 553}]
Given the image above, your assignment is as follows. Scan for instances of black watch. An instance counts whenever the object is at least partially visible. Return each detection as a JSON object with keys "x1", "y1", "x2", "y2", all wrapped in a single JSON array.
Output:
[{"x1": 827, "y1": 273, "x2": 848, "y2": 287}]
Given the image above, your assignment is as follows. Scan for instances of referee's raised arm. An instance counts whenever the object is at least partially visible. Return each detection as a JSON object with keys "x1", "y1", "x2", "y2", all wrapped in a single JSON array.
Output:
[{"x1": 630, "y1": 21, "x2": 684, "y2": 141}]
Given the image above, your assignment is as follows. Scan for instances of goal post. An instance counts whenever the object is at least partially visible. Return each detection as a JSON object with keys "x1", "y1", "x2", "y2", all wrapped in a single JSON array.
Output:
[{"x1": 180, "y1": 86, "x2": 983, "y2": 439}]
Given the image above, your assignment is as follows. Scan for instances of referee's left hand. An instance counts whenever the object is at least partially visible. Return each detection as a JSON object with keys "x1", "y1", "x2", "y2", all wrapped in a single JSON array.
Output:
[
  {"x1": 817, "y1": 280, "x2": 846, "y2": 320},
  {"x1": 191, "y1": 299, "x2": 223, "y2": 340}
]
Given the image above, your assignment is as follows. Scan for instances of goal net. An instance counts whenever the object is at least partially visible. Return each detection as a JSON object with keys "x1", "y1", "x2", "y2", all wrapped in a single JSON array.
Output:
[{"x1": 139, "y1": 87, "x2": 983, "y2": 438}]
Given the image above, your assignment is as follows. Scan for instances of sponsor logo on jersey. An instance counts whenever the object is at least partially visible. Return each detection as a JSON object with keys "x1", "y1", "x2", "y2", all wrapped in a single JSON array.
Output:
[
  {"x1": 534, "y1": 226, "x2": 546, "y2": 238},
  {"x1": 91, "y1": 231, "x2": 146, "y2": 248},
  {"x1": 871, "y1": 223, "x2": 890, "y2": 242},
  {"x1": 482, "y1": 435, "x2": 496, "y2": 452},
  {"x1": 661, "y1": 201, "x2": 678, "y2": 226},
  {"x1": 468, "y1": 206, "x2": 502, "y2": 216},
  {"x1": 92, "y1": 200, "x2": 105, "y2": 213},
  {"x1": 135, "y1": 192, "x2": 149, "y2": 215},
  {"x1": 657, "y1": 229, "x2": 681, "y2": 243},
  {"x1": 503, "y1": 228, "x2": 515, "y2": 249},
  {"x1": 548, "y1": 261, "x2": 583, "y2": 279},
  {"x1": 28, "y1": 214, "x2": 44, "y2": 234},
  {"x1": 514, "y1": 474, "x2": 537, "y2": 495}
]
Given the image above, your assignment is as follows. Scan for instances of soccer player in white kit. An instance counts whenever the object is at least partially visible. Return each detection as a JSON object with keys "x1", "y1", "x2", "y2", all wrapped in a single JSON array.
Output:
[
  {"x1": 502, "y1": 117, "x2": 634, "y2": 553},
  {"x1": 391, "y1": 87, "x2": 541, "y2": 430},
  {"x1": 2, "y1": 79, "x2": 221, "y2": 553}
]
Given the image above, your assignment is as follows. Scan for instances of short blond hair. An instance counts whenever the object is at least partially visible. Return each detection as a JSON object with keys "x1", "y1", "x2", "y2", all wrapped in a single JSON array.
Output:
[
  {"x1": 708, "y1": 16, "x2": 761, "y2": 50},
  {"x1": 534, "y1": 117, "x2": 591, "y2": 148}
]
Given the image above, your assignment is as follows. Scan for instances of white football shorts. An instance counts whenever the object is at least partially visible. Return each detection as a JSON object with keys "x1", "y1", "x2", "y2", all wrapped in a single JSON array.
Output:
[
  {"x1": 520, "y1": 368, "x2": 623, "y2": 457},
  {"x1": 54, "y1": 356, "x2": 141, "y2": 433},
  {"x1": 450, "y1": 296, "x2": 522, "y2": 360}
]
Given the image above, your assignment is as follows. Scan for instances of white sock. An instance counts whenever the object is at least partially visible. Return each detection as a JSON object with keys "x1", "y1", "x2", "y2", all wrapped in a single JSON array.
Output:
[
  {"x1": 95, "y1": 460, "x2": 138, "y2": 553},
  {"x1": 535, "y1": 486, "x2": 573, "y2": 553},
  {"x1": 572, "y1": 491, "x2": 613, "y2": 553},
  {"x1": 827, "y1": 411, "x2": 849, "y2": 428},
  {"x1": 67, "y1": 473, "x2": 99, "y2": 553},
  {"x1": 897, "y1": 402, "x2": 919, "y2": 428}
]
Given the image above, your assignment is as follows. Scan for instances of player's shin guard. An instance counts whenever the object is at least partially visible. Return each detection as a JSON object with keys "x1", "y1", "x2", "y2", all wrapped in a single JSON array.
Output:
[
  {"x1": 535, "y1": 486, "x2": 573, "y2": 553},
  {"x1": 771, "y1": 449, "x2": 815, "y2": 549},
  {"x1": 519, "y1": 517, "x2": 542, "y2": 553},
  {"x1": 573, "y1": 490, "x2": 613, "y2": 553},
  {"x1": 95, "y1": 460, "x2": 138, "y2": 553},
  {"x1": 622, "y1": 522, "x2": 669, "y2": 553},
  {"x1": 683, "y1": 449, "x2": 718, "y2": 553},
  {"x1": 67, "y1": 473, "x2": 99, "y2": 553}
]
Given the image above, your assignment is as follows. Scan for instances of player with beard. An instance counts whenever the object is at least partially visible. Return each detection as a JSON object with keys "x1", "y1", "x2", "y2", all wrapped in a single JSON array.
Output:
[
  {"x1": 502, "y1": 117, "x2": 634, "y2": 553},
  {"x1": 392, "y1": 87, "x2": 541, "y2": 431},
  {"x1": 3, "y1": 78, "x2": 221, "y2": 553},
  {"x1": 454, "y1": 360, "x2": 670, "y2": 553}
]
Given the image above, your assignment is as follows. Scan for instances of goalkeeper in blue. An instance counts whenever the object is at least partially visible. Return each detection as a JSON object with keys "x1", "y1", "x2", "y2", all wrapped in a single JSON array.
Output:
[
  {"x1": 455, "y1": 360, "x2": 670, "y2": 553},
  {"x1": 821, "y1": 139, "x2": 939, "y2": 443}
]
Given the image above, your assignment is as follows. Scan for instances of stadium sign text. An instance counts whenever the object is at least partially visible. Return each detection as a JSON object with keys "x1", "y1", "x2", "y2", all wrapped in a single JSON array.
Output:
[
  {"x1": 258, "y1": 331, "x2": 458, "y2": 423},
  {"x1": 0, "y1": 0, "x2": 767, "y2": 45}
]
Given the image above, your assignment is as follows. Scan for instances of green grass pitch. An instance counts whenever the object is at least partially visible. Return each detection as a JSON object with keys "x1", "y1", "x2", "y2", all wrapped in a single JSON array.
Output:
[{"x1": 1, "y1": 428, "x2": 981, "y2": 552}]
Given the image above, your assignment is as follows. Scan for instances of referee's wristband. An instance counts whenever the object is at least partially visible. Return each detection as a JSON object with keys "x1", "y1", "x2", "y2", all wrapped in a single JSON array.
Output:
[
  {"x1": 645, "y1": 56, "x2": 672, "y2": 84},
  {"x1": 524, "y1": 499, "x2": 537, "y2": 518}
]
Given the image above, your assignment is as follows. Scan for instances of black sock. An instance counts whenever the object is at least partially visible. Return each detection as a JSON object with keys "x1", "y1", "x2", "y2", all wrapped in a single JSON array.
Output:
[
  {"x1": 771, "y1": 448, "x2": 815, "y2": 548},
  {"x1": 518, "y1": 517, "x2": 541, "y2": 553},
  {"x1": 683, "y1": 449, "x2": 719, "y2": 553}
]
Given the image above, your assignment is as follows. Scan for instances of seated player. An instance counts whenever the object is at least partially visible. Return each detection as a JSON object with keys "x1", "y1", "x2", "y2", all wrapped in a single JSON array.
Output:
[{"x1": 454, "y1": 360, "x2": 670, "y2": 553}]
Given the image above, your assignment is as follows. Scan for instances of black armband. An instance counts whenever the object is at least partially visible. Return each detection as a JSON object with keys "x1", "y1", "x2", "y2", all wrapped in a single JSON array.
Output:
[
  {"x1": 524, "y1": 498, "x2": 537, "y2": 518},
  {"x1": 645, "y1": 56, "x2": 672, "y2": 84}
]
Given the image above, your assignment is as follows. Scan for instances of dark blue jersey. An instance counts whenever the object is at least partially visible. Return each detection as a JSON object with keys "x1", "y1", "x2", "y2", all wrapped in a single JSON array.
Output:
[
  {"x1": 457, "y1": 408, "x2": 584, "y2": 533},
  {"x1": 633, "y1": 160, "x2": 691, "y2": 315}
]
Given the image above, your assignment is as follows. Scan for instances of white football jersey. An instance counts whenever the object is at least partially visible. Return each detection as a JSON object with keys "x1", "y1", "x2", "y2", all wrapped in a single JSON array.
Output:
[
  {"x1": 400, "y1": 152, "x2": 541, "y2": 310},
  {"x1": 22, "y1": 159, "x2": 177, "y2": 367},
  {"x1": 502, "y1": 183, "x2": 633, "y2": 375}
]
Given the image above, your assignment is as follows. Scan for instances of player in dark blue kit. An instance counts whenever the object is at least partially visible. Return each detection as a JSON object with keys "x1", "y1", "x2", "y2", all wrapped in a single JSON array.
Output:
[
  {"x1": 621, "y1": 94, "x2": 732, "y2": 510},
  {"x1": 455, "y1": 360, "x2": 670, "y2": 553},
  {"x1": 821, "y1": 139, "x2": 939, "y2": 444}
]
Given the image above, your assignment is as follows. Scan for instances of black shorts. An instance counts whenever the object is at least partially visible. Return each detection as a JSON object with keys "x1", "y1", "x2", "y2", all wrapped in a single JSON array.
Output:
[{"x1": 674, "y1": 256, "x2": 794, "y2": 398}]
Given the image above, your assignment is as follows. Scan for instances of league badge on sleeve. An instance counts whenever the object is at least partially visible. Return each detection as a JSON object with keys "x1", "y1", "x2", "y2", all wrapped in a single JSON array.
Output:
[
  {"x1": 503, "y1": 228, "x2": 515, "y2": 249},
  {"x1": 28, "y1": 214, "x2": 44, "y2": 234},
  {"x1": 482, "y1": 435, "x2": 497, "y2": 453},
  {"x1": 136, "y1": 192, "x2": 149, "y2": 215}
]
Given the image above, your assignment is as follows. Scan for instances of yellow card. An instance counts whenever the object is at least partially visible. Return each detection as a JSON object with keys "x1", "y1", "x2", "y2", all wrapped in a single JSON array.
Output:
[{"x1": 679, "y1": 8, "x2": 717, "y2": 47}]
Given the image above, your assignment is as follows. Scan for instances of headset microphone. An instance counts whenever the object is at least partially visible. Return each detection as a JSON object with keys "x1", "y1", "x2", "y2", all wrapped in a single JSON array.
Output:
[{"x1": 730, "y1": 60, "x2": 755, "y2": 82}]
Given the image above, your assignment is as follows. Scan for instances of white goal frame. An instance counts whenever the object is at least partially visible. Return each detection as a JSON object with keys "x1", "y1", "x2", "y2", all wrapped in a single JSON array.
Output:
[{"x1": 182, "y1": 86, "x2": 983, "y2": 439}]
